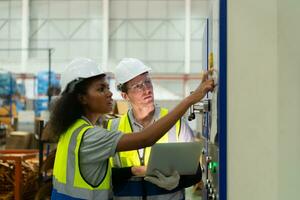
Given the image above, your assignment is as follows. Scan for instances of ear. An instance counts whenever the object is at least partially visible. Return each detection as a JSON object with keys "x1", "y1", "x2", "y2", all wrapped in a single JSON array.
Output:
[
  {"x1": 78, "y1": 94, "x2": 87, "y2": 105},
  {"x1": 121, "y1": 92, "x2": 129, "y2": 101}
]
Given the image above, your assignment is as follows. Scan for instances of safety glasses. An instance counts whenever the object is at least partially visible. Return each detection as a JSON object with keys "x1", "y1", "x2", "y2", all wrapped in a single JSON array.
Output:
[{"x1": 127, "y1": 78, "x2": 153, "y2": 92}]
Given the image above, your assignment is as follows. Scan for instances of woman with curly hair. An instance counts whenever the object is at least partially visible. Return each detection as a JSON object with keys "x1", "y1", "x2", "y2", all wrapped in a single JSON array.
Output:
[{"x1": 49, "y1": 58, "x2": 214, "y2": 200}]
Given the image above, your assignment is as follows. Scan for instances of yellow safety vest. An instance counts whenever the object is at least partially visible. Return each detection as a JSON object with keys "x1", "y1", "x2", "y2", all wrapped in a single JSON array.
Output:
[
  {"x1": 107, "y1": 108, "x2": 181, "y2": 167},
  {"x1": 53, "y1": 118, "x2": 111, "y2": 199}
]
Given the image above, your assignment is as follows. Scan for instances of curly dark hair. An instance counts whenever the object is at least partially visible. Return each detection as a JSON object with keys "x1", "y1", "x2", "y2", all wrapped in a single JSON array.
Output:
[{"x1": 47, "y1": 75, "x2": 105, "y2": 140}]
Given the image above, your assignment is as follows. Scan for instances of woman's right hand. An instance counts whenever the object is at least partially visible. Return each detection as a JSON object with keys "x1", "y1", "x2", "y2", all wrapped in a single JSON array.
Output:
[
  {"x1": 116, "y1": 70, "x2": 215, "y2": 152},
  {"x1": 189, "y1": 71, "x2": 215, "y2": 104}
]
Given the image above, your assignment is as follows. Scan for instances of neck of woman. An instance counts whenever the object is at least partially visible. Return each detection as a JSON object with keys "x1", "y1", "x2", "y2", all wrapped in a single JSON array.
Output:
[{"x1": 83, "y1": 112, "x2": 101, "y2": 125}]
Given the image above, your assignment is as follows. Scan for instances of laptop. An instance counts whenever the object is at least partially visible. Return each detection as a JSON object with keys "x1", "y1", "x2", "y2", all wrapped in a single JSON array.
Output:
[{"x1": 146, "y1": 142, "x2": 203, "y2": 176}]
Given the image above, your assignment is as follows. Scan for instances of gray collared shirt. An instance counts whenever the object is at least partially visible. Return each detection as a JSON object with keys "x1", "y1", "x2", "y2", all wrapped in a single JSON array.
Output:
[
  {"x1": 126, "y1": 106, "x2": 195, "y2": 157},
  {"x1": 79, "y1": 116, "x2": 123, "y2": 186}
]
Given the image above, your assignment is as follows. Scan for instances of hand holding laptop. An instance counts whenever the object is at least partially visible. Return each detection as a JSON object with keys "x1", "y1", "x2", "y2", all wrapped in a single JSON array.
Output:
[
  {"x1": 131, "y1": 142, "x2": 202, "y2": 190},
  {"x1": 144, "y1": 170, "x2": 180, "y2": 190},
  {"x1": 131, "y1": 165, "x2": 180, "y2": 190}
]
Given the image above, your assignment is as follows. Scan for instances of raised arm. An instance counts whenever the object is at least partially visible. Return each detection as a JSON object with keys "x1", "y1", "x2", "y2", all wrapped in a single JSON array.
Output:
[{"x1": 116, "y1": 72, "x2": 214, "y2": 152}]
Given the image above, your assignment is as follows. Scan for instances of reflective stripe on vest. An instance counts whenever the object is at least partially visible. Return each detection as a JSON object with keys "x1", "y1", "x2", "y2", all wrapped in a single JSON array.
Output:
[
  {"x1": 107, "y1": 107, "x2": 181, "y2": 167},
  {"x1": 53, "y1": 119, "x2": 111, "y2": 199}
]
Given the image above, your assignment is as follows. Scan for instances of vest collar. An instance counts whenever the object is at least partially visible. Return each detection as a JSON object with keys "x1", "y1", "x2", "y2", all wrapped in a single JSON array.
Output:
[
  {"x1": 80, "y1": 116, "x2": 93, "y2": 126},
  {"x1": 127, "y1": 105, "x2": 161, "y2": 128}
]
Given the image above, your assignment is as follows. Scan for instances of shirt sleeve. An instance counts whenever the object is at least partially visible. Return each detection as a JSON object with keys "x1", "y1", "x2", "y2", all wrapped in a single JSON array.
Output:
[
  {"x1": 79, "y1": 126, "x2": 123, "y2": 186},
  {"x1": 178, "y1": 118, "x2": 195, "y2": 142}
]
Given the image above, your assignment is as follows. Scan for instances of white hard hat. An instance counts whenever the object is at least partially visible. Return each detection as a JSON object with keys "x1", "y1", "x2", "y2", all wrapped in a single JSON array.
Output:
[
  {"x1": 61, "y1": 58, "x2": 106, "y2": 93},
  {"x1": 115, "y1": 58, "x2": 151, "y2": 86}
]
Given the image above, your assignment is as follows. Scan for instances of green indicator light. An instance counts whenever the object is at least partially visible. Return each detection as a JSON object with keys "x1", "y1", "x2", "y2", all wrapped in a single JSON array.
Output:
[
  {"x1": 208, "y1": 162, "x2": 218, "y2": 173},
  {"x1": 213, "y1": 162, "x2": 218, "y2": 167}
]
